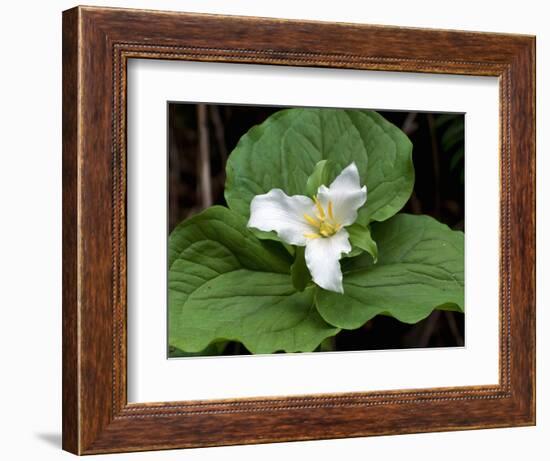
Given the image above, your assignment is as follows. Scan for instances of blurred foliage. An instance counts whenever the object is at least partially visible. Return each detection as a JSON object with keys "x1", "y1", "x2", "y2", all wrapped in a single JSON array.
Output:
[{"x1": 436, "y1": 113, "x2": 465, "y2": 183}]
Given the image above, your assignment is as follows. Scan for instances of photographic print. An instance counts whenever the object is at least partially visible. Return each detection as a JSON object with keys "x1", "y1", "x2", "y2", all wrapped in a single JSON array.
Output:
[
  {"x1": 167, "y1": 104, "x2": 465, "y2": 358},
  {"x1": 62, "y1": 7, "x2": 535, "y2": 453}
]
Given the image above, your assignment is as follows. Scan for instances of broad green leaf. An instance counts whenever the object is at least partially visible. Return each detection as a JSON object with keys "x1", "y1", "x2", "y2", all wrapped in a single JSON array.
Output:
[
  {"x1": 250, "y1": 228, "x2": 296, "y2": 255},
  {"x1": 346, "y1": 223, "x2": 378, "y2": 262},
  {"x1": 169, "y1": 206, "x2": 338, "y2": 353},
  {"x1": 290, "y1": 246, "x2": 311, "y2": 292},
  {"x1": 305, "y1": 159, "x2": 335, "y2": 197},
  {"x1": 318, "y1": 336, "x2": 335, "y2": 352},
  {"x1": 168, "y1": 206, "x2": 290, "y2": 272},
  {"x1": 316, "y1": 214, "x2": 464, "y2": 329},
  {"x1": 169, "y1": 341, "x2": 228, "y2": 358},
  {"x1": 225, "y1": 108, "x2": 413, "y2": 226}
]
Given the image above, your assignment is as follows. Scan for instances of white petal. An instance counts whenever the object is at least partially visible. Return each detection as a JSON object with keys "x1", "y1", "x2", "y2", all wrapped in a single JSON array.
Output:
[
  {"x1": 317, "y1": 162, "x2": 367, "y2": 226},
  {"x1": 305, "y1": 229, "x2": 351, "y2": 293},
  {"x1": 247, "y1": 189, "x2": 317, "y2": 246}
]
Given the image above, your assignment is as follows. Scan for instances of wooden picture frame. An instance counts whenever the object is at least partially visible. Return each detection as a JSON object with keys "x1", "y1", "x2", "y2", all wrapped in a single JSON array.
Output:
[{"x1": 62, "y1": 5, "x2": 535, "y2": 455}]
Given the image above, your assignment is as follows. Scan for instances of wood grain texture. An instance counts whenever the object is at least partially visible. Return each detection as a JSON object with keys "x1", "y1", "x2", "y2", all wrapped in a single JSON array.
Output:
[
  {"x1": 62, "y1": 7, "x2": 80, "y2": 454},
  {"x1": 62, "y1": 5, "x2": 536, "y2": 455}
]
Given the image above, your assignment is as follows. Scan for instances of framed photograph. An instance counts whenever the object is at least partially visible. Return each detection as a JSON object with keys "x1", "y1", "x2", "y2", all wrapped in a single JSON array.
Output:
[{"x1": 62, "y1": 6, "x2": 535, "y2": 454}]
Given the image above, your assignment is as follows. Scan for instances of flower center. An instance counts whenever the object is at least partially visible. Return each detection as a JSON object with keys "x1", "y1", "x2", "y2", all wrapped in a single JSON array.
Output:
[{"x1": 303, "y1": 197, "x2": 341, "y2": 239}]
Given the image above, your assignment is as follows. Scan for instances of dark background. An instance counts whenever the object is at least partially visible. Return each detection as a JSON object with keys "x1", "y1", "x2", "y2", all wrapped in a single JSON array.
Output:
[{"x1": 168, "y1": 103, "x2": 465, "y2": 355}]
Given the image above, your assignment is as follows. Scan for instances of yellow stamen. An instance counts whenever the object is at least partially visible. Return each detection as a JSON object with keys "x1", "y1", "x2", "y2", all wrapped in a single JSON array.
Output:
[
  {"x1": 319, "y1": 221, "x2": 338, "y2": 237},
  {"x1": 303, "y1": 213, "x2": 320, "y2": 227},
  {"x1": 327, "y1": 200, "x2": 334, "y2": 220},
  {"x1": 305, "y1": 196, "x2": 341, "y2": 239},
  {"x1": 314, "y1": 196, "x2": 326, "y2": 219}
]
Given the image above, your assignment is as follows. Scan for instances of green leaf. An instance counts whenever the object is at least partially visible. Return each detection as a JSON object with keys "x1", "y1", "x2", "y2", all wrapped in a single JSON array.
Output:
[
  {"x1": 316, "y1": 214, "x2": 464, "y2": 329},
  {"x1": 168, "y1": 205, "x2": 291, "y2": 272},
  {"x1": 290, "y1": 246, "x2": 311, "y2": 291},
  {"x1": 346, "y1": 223, "x2": 378, "y2": 263},
  {"x1": 318, "y1": 336, "x2": 335, "y2": 352},
  {"x1": 225, "y1": 108, "x2": 413, "y2": 226},
  {"x1": 450, "y1": 147, "x2": 465, "y2": 171},
  {"x1": 169, "y1": 341, "x2": 228, "y2": 358},
  {"x1": 441, "y1": 117, "x2": 464, "y2": 151},
  {"x1": 305, "y1": 159, "x2": 335, "y2": 196},
  {"x1": 250, "y1": 228, "x2": 296, "y2": 256},
  {"x1": 169, "y1": 206, "x2": 339, "y2": 353}
]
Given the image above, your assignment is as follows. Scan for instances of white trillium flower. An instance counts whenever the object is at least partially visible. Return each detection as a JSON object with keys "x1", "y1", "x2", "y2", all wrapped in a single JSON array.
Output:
[{"x1": 247, "y1": 162, "x2": 367, "y2": 294}]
